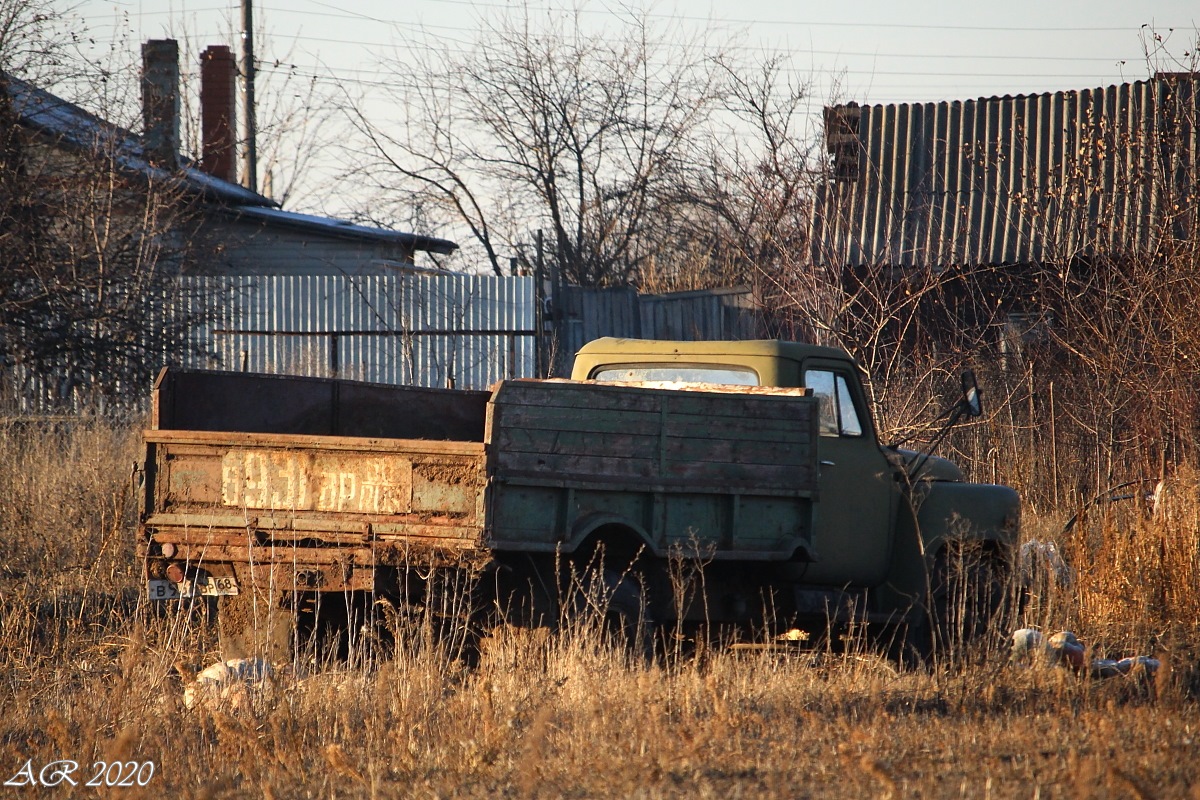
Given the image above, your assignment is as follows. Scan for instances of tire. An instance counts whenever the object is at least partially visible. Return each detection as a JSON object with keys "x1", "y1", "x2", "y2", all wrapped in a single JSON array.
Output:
[
  {"x1": 892, "y1": 546, "x2": 1006, "y2": 668},
  {"x1": 927, "y1": 546, "x2": 1007, "y2": 663},
  {"x1": 602, "y1": 568, "x2": 657, "y2": 662},
  {"x1": 565, "y1": 562, "x2": 657, "y2": 663},
  {"x1": 891, "y1": 610, "x2": 933, "y2": 668}
]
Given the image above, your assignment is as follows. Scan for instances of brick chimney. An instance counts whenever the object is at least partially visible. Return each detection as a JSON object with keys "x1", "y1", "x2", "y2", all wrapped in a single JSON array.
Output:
[
  {"x1": 200, "y1": 45, "x2": 237, "y2": 182},
  {"x1": 141, "y1": 39, "x2": 179, "y2": 168}
]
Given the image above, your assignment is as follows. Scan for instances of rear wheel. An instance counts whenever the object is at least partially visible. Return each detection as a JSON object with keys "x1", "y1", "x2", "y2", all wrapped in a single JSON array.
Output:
[
  {"x1": 564, "y1": 552, "x2": 657, "y2": 662},
  {"x1": 600, "y1": 568, "x2": 656, "y2": 661}
]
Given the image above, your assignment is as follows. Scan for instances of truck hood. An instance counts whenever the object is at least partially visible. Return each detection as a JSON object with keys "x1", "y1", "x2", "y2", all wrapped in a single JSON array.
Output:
[{"x1": 886, "y1": 448, "x2": 965, "y2": 482}]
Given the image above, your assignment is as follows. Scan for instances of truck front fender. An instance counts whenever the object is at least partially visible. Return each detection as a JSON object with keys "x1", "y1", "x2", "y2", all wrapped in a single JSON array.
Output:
[
  {"x1": 878, "y1": 480, "x2": 1020, "y2": 611},
  {"x1": 915, "y1": 481, "x2": 1020, "y2": 553}
]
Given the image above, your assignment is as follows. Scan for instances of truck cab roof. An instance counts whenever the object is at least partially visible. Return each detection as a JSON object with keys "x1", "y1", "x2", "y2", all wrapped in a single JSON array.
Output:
[{"x1": 571, "y1": 338, "x2": 857, "y2": 388}]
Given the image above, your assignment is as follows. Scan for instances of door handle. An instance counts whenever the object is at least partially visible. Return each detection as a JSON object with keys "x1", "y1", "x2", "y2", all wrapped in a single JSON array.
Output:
[{"x1": 819, "y1": 460, "x2": 836, "y2": 467}]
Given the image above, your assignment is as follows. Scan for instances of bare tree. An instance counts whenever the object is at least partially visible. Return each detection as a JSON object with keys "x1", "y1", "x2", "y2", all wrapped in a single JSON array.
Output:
[
  {"x1": 344, "y1": 61, "x2": 507, "y2": 275},
  {"x1": 0, "y1": 4, "x2": 208, "y2": 409},
  {"x1": 649, "y1": 55, "x2": 820, "y2": 295},
  {"x1": 0, "y1": 0, "x2": 74, "y2": 82},
  {"x1": 345, "y1": 7, "x2": 723, "y2": 285}
]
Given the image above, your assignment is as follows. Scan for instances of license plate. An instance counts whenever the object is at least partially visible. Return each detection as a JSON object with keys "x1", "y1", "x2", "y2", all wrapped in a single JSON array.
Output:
[{"x1": 147, "y1": 574, "x2": 239, "y2": 601}]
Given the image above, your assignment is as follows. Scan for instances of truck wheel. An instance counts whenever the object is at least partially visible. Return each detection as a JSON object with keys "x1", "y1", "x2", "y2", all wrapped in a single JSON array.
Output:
[
  {"x1": 218, "y1": 590, "x2": 295, "y2": 663},
  {"x1": 892, "y1": 613, "x2": 933, "y2": 667},
  {"x1": 928, "y1": 546, "x2": 1006, "y2": 662},
  {"x1": 603, "y1": 569, "x2": 657, "y2": 662},
  {"x1": 893, "y1": 547, "x2": 1006, "y2": 667},
  {"x1": 567, "y1": 565, "x2": 657, "y2": 662}
]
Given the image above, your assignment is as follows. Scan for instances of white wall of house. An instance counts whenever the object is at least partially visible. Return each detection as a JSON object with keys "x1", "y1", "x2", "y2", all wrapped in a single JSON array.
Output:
[{"x1": 193, "y1": 215, "x2": 418, "y2": 276}]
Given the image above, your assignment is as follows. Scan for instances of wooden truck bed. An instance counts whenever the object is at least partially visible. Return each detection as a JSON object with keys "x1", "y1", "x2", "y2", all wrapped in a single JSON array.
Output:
[
  {"x1": 140, "y1": 369, "x2": 493, "y2": 597},
  {"x1": 484, "y1": 379, "x2": 818, "y2": 560},
  {"x1": 143, "y1": 430, "x2": 488, "y2": 546},
  {"x1": 139, "y1": 369, "x2": 818, "y2": 600}
]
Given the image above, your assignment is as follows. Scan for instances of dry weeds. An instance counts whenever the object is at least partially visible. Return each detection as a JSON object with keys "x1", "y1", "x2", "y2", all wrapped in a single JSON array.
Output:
[{"x1": 2, "y1": 418, "x2": 1199, "y2": 798}]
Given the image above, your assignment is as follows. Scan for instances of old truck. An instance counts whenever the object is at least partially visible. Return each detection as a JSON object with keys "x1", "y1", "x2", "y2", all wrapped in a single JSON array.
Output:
[{"x1": 137, "y1": 338, "x2": 1019, "y2": 661}]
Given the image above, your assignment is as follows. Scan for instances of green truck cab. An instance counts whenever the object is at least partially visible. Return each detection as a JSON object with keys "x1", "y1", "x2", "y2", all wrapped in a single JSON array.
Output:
[
  {"x1": 567, "y1": 338, "x2": 1019, "y2": 649},
  {"x1": 137, "y1": 338, "x2": 1018, "y2": 661}
]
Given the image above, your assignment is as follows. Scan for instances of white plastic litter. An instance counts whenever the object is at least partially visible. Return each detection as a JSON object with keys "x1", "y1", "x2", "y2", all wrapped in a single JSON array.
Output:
[
  {"x1": 1017, "y1": 540, "x2": 1072, "y2": 588},
  {"x1": 1010, "y1": 628, "x2": 1160, "y2": 679},
  {"x1": 181, "y1": 658, "x2": 275, "y2": 711}
]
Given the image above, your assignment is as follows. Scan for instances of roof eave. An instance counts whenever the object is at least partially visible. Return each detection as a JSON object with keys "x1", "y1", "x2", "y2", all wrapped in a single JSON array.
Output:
[{"x1": 222, "y1": 205, "x2": 459, "y2": 254}]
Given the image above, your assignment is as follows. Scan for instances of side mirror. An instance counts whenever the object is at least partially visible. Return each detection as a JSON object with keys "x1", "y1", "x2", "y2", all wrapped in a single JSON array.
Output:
[
  {"x1": 961, "y1": 370, "x2": 983, "y2": 417},
  {"x1": 901, "y1": 368, "x2": 984, "y2": 476}
]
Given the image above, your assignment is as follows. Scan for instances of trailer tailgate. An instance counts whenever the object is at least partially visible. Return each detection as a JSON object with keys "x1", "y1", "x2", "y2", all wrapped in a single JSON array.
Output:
[{"x1": 139, "y1": 429, "x2": 489, "y2": 597}]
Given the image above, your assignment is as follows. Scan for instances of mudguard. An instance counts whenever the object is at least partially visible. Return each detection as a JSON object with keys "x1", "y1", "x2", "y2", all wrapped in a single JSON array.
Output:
[
  {"x1": 877, "y1": 480, "x2": 1020, "y2": 614},
  {"x1": 915, "y1": 481, "x2": 1020, "y2": 550}
]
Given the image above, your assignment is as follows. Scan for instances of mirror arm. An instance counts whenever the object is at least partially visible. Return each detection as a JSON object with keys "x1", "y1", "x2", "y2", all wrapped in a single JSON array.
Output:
[{"x1": 907, "y1": 402, "x2": 966, "y2": 480}]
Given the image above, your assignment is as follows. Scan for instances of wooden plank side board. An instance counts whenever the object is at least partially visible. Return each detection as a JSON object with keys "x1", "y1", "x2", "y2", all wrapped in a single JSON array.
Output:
[
  {"x1": 492, "y1": 426, "x2": 812, "y2": 468},
  {"x1": 491, "y1": 472, "x2": 814, "y2": 498},
  {"x1": 493, "y1": 404, "x2": 665, "y2": 437},
  {"x1": 491, "y1": 379, "x2": 813, "y2": 421},
  {"x1": 496, "y1": 450, "x2": 658, "y2": 479},
  {"x1": 491, "y1": 381, "x2": 662, "y2": 413},
  {"x1": 151, "y1": 433, "x2": 486, "y2": 520},
  {"x1": 487, "y1": 404, "x2": 814, "y2": 446},
  {"x1": 488, "y1": 381, "x2": 816, "y2": 436},
  {"x1": 494, "y1": 427, "x2": 662, "y2": 459},
  {"x1": 650, "y1": 393, "x2": 813, "y2": 422},
  {"x1": 661, "y1": 412, "x2": 813, "y2": 442},
  {"x1": 663, "y1": 437, "x2": 814, "y2": 467},
  {"x1": 486, "y1": 379, "x2": 818, "y2": 494},
  {"x1": 495, "y1": 453, "x2": 813, "y2": 490}
]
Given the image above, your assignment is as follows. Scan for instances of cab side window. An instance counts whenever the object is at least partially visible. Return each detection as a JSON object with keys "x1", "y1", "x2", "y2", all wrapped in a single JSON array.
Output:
[{"x1": 804, "y1": 369, "x2": 863, "y2": 437}]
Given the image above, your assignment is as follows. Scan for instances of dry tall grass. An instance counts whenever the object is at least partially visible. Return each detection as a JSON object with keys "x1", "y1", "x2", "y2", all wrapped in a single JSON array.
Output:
[{"x1": 2, "y1": 418, "x2": 1199, "y2": 798}]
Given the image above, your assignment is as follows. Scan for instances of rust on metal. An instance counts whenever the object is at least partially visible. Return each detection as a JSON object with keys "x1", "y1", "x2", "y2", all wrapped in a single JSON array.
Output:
[
  {"x1": 143, "y1": 523, "x2": 482, "y2": 547},
  {"x1": 145, "y1": 428, "x2": 487, "y2": 456},
  {"x1": 220, "y1": 449, "x2": 415, "y2": 514},
  {"x1": 143, "y1": 538, "x2": 483, "y2": 565},
  {"x1": 142, "y1": 513, "x2": 479, "y2": 539}
]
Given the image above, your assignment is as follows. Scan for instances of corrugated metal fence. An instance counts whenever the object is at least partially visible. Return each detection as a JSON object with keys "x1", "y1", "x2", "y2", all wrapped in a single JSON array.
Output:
[
  {"x1": 1, "y1": 275, "x2": 764, "y2": 411},
  {"x1": 183, "y1": 274, "x2": 538, "y2": 389},
  {"x1": 814, "y1": 75, "x2": 1200, "y2": 269},
  {"x1": 189, "y1": 276, "x2": 761, "y2": 387},
  {"x1": 555, "y1": 285, "x2": 761, "y2": 371}
]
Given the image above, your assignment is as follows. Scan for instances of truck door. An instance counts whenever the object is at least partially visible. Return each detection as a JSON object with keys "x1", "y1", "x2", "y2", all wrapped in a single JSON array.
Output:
[{"x1": 801, "y1": 362, "x2": 895, "y2": 586}]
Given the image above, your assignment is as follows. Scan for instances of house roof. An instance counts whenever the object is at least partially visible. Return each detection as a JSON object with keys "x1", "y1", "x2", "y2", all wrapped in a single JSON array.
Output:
[
  {"x1": 811, "y1": 75, "x2": 1200, "y2": 269},
  {"x1": 4, "y1": 72, "x2": 458, "y2": 256},
  {"x1": 4, "y1": 72, "x2": 274, "y2": 208},
  {"x1": 229, "y1": 206, "x2": 458, "y2": 255}
]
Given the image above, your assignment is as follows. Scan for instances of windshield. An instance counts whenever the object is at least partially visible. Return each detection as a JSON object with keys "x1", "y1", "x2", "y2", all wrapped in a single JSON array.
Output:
[{"x1": 591, "y1": 365, "x2": 759, "y2": 385}]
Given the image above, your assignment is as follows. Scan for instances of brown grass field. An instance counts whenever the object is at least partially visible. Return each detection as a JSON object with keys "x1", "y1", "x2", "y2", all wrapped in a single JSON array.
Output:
[{"x1": 2, "y1": 418, "x2": 1200, "y2": 798}]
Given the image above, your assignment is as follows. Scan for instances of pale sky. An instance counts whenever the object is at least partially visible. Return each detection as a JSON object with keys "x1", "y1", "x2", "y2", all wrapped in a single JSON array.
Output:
[
  {"x1": 66, "y1": 0, "x2": 1200, "y2": 238},
  {"x1": 73, "y1": 0, "x2": 1199, "y2": 105}
]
